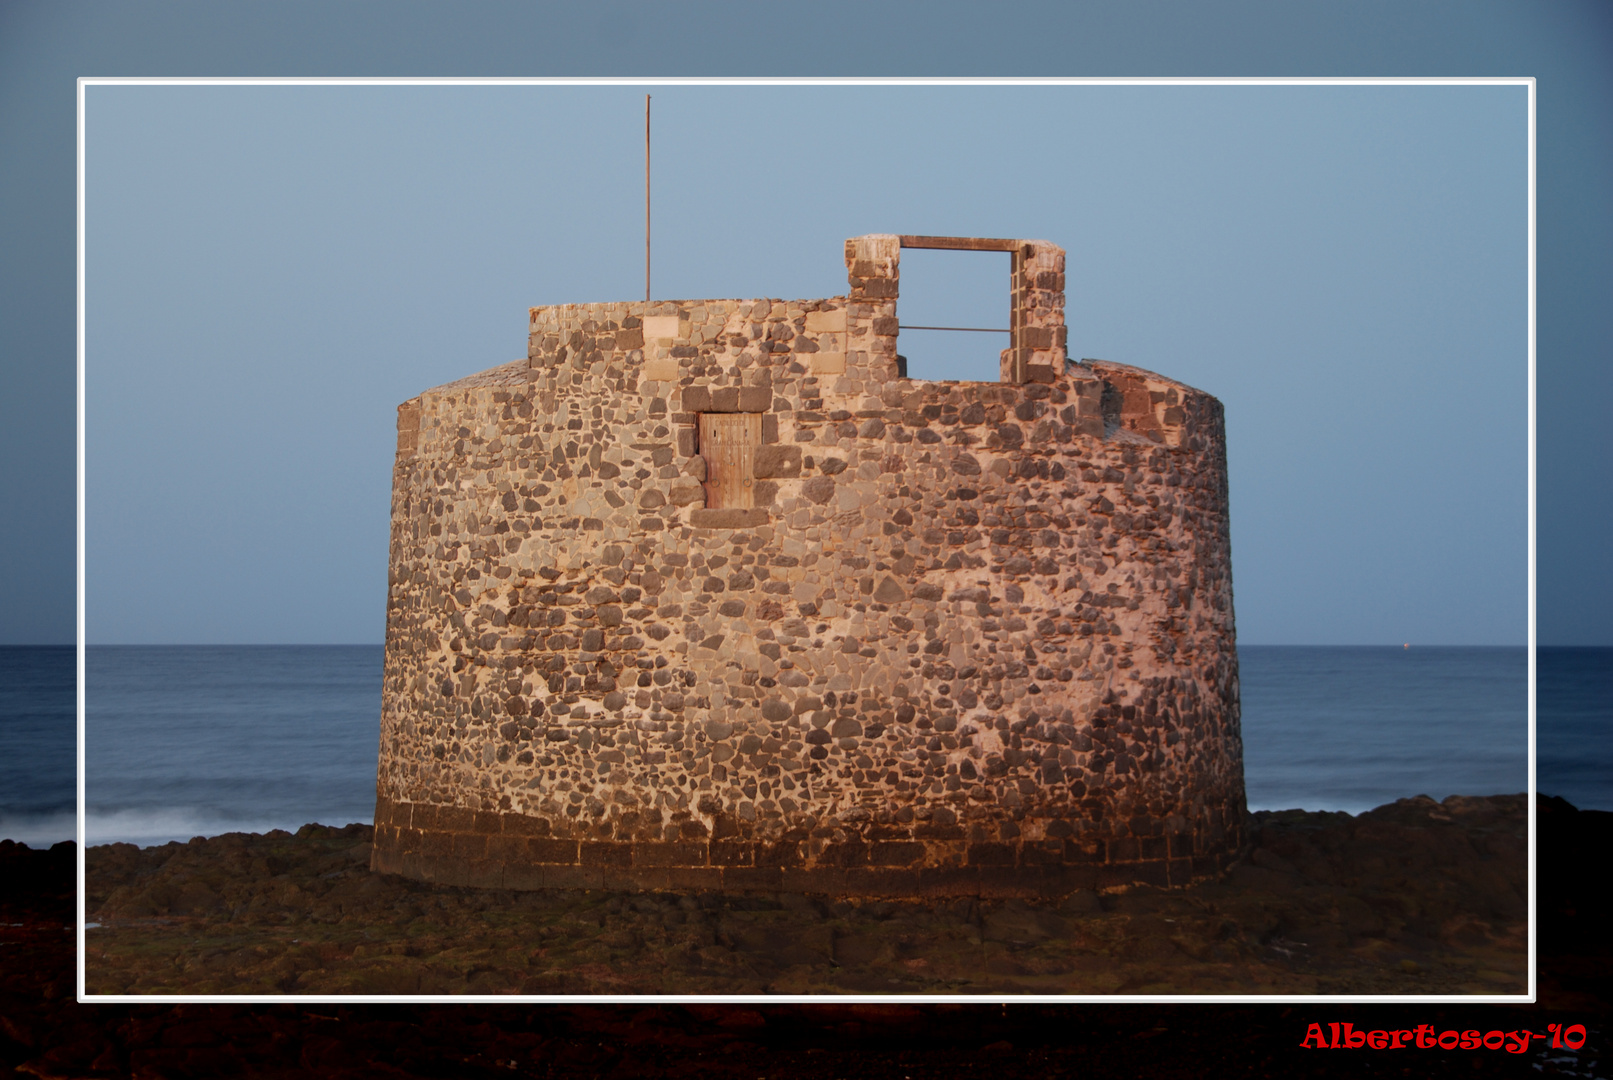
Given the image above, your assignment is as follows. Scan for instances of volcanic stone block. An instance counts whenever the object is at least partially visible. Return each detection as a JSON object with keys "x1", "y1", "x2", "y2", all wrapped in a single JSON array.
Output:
[{"x1": 690, "y1": 508, "x2": 769, "y2": 528}]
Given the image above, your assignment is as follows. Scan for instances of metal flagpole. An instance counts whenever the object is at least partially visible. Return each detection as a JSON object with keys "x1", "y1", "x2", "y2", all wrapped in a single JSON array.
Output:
[{"x1": 638, "y1": 94, "x2": 645, "y2": 299}]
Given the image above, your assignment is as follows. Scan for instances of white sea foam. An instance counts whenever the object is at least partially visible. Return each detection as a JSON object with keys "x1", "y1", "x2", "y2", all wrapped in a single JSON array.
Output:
[
  {"x1": 1, "y1": 808, "x2": 373, "y2": 849},
  {"x1": 0, "y1": 810, "x2": 78, "y2": 848},
  {"x1": 1244, "y1": 801, "x2": 1373, "y2": 816},
  {"x1": 91, "y1": 808, "x2": 372, "y2": 848}
]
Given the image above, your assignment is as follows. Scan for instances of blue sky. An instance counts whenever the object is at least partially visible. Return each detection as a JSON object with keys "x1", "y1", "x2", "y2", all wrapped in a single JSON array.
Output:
[
  {"x1": 83, "y1": 82, "x2": 1526, "y2": 645},
  {"x1": 2, "y1": 1, "x2": 1609, "y2": 646}
]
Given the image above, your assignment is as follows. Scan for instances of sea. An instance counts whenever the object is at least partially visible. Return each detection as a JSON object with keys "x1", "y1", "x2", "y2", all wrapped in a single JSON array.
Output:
[{"x1": 0, "y1": 645, "x2": 1605, "y2": 849}]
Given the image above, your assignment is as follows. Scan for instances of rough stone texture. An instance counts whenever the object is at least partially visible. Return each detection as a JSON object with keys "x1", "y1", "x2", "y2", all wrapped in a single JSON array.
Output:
[{"x1": 372, "y1": 235, "x2": 1245, "y2": 898}]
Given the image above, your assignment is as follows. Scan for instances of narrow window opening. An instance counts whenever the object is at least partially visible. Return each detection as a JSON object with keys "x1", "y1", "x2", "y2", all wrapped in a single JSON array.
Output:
[
  {"x1": 698, "y1": 412, "x2": 760, "y2": 509},
  {"x1": 895, "y1": 245, "x2": 1013, "y2": 382}
]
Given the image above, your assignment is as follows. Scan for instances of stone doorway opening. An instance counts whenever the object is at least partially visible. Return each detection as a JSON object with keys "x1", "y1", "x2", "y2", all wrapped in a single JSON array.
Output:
[{"x1": 895, "y1": 236, "x2": 1016, "y2": 383}]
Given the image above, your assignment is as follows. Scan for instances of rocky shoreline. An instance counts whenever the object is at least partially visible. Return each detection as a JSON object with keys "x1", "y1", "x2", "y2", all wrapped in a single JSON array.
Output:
[
  {"x1": 77, "y1": 793, "x2": 1531, "y2": 997},
  {"x1": 3, "y1": 794, "x2": 1607, "y2": 1078}
]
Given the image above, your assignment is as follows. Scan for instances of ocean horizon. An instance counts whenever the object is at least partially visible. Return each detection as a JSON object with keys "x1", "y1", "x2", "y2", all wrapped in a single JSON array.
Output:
[{"x1": 2, "y1": 644, "x2": 1603, "y2": 849}]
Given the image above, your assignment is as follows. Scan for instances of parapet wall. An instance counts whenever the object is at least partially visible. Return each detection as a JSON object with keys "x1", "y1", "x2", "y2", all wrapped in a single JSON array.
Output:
[{"x1": 372, "y1": 235, "x2": 1245, "y2": 898}]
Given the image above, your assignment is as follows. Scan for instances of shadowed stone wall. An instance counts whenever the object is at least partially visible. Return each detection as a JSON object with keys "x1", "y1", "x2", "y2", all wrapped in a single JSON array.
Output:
[{"x1": 372, "y1": 235, "x2": 1245, "y2": 898}]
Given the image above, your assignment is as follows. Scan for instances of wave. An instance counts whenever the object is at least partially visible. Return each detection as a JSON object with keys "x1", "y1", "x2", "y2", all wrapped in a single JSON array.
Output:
[
  {"x1": 0, "y1": 807, "x2": 374, "y2": 849},
  {"x1": 1245, "y1": 800, "x2": 1375, "y2": 816},
  {"x1": 0, "y1": 809, "x2": 79, "y2": 848}
]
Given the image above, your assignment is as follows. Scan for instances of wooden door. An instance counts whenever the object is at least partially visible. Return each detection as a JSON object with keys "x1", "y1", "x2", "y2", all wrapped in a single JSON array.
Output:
[{"x1": 699, "y1": 412, "x2": 760, "y2": 509}]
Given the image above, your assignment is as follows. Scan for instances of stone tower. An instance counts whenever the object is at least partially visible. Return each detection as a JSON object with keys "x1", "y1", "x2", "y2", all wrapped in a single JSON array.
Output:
[{"x1": 371, "y1": 234, "x2": 1245, "y2": 898}]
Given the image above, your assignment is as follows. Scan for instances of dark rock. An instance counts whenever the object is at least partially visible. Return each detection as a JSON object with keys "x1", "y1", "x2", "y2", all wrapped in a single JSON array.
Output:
[
  {"x1": 801, "y1": 477, "x2": 835, "y2": 505},
  {"x1": 873, "y1": 577, "x2": 906, "y2": 604},
  {"x1": 690, "y1": 508, "x2": 769, "y2": 528},
  {"x1": 752, "y1": 444, "x2": 802, "y2": 478}
]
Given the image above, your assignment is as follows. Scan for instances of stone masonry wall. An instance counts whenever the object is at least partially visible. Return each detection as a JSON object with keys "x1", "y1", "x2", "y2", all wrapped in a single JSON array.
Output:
[{"x1": 371, "y1": 235, "x2": 1245, "y2": 899}]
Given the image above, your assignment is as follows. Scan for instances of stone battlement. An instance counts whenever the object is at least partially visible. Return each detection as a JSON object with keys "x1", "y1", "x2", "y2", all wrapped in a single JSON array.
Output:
[{"x1": 372, "y1": 235, "x2": 1245, "y2": 898}]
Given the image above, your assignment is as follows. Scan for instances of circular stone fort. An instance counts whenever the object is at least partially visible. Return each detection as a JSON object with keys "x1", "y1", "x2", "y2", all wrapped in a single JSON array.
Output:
[{"x1": 371, "y1": 234, "x2": 1246, "y2": 898}]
